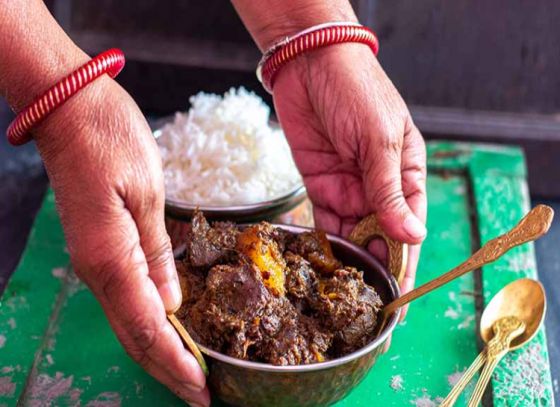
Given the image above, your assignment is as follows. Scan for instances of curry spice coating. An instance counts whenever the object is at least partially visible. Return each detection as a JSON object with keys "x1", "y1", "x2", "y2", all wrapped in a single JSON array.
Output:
[{"x1": 176, "y1": 211, "x2": 383, "y2": 366}]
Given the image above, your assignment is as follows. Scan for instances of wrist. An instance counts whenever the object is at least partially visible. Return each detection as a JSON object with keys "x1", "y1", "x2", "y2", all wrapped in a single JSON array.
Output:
[
  {"x1": 233, "y1": 1, "x2": 358, "y2": 51},
  {"x1": 273, "y1": 42, "x2": 379, "y2": 95},
  {"x1": 33, "y1": 76, "x2": 116, "y2": 161},
  {"x1": 2, "y1": 46, "x2": 90, "y2": 113}
]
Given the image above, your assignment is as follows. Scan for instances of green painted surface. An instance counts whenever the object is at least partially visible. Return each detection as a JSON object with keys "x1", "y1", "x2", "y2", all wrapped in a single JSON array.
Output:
[
  {"x1": 0, "y1": 192, "x2": 69, "y2": 404},
  {"x1": 0, "y1": 142, "x2": 553, "y2": 406}
]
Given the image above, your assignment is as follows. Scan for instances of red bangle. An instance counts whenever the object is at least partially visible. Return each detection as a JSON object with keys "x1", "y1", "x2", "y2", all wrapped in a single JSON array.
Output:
[
  {"x1": 256, "y1": 22, "x2": 379, "y2": 94},
  {"x1": 6, "y1": 48, "x2": 125, "y2": 146}
]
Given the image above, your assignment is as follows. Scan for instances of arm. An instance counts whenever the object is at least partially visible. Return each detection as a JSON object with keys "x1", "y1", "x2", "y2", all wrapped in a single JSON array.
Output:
[
  {"x1": 233, "y1": 0, "x2": 428, "y2": 308},
  {"x1": 0, "y1": 2, "x2": 208, "y2": 405},
  {"x1": 231, "y1": 0, "x2": 357, "y2": 51}
]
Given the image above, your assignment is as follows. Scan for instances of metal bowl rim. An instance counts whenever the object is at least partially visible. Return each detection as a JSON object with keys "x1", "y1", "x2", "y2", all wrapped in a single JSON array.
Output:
[
  {"x1": 195, "y1": 225, "x2": 402, "y2": 373},
  {"x1": 164, "y1": 184, "x2": 306, "y2": 213}
]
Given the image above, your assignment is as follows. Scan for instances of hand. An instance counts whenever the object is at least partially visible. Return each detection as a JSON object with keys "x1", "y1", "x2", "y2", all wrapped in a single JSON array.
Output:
[
  {"x1": 273, "y1": 44, "x2": 427, "y2": 315},
  {"x1": 34, "y1": 78, "x2": 210, "y2": 407}
]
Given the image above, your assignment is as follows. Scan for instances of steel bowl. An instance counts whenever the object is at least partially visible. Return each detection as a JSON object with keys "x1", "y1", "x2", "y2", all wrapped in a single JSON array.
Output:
[
  {"x1": 152, "y1": 117, "x2": 307, "y2": 223},
  {"x1": 190, "y1": 223, "x2": 401, "y2": 407},
  {"x1": 163, "y1": 184, "x2": 307, "y2": 223}
]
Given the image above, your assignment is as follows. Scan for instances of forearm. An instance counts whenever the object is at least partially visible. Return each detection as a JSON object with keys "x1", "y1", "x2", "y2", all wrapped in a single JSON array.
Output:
[
  {"x1": 0, "y1": 0, "x2": 88, "y2": 111},
  {"x1": 231, "y1": 0, "x2": 357, "y2": 51}
]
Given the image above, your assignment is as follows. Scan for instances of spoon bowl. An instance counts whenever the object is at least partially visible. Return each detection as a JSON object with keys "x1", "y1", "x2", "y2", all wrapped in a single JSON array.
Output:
[{"x1": 480, "y1": 278, "x2": 546, "y2": 350}]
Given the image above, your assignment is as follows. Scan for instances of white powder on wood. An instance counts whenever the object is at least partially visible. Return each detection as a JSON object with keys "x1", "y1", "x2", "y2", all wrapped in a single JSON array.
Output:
[
  {"x1": 390, "y1": 375, "x2": 404, "y2": 391},
  {"x1": 447, "y1": 369, "x2": 465, "y2": 386},
  {"x1": 51, "y1": 267, "x2": 66, "y2": 278},
  {"x1": 458, "y1": 315, "x2": 475, "y2": 330},
  {"x1": 444, "y1": 307, "x2": 460, "y2": 320},
  {"x1": 410, "y1": 395, "x2": 437, "y2": 407},
  {"x1": 493, "y1": 343, "x2": 550, "y2": 403},
  {"x1": 7, "y1": 318, "x2": 16, "y2": 329}
]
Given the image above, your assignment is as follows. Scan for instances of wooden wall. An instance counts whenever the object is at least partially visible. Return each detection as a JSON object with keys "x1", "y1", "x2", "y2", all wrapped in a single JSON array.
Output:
[{"x1": 49, "y1": 0, "x2": 560, "y2": 197}]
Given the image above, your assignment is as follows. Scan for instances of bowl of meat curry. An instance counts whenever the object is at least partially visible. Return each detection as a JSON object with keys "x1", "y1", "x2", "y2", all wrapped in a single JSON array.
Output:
[{"x1": 173, "y1": 211, "x2": 403, "y2": 407}]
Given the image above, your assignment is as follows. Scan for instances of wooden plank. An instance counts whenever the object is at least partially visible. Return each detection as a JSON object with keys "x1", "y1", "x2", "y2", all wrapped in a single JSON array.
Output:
[
  {"x1": 370, "y1": 0, "x2": 560, "y2": 114},
  {"x1": 0, "y1": 193, "x2": 70, "y2": 404},
  {"x1": 412, "y1": 105, "x2": 560, "y2": 199},
  {"x1": 428, "y1": 142, "x2": 555, "y2": 405},
  {"x1": 0, "y1": 142, "x2": 553, "y2": 406},
  {"x1": 69, "y1": 30, "x2": 260, "y2": 72}
]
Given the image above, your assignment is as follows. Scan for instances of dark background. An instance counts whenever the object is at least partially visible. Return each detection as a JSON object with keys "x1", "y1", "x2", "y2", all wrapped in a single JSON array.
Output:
[{"x1": 2, "y1": 0, "x2": 559, "y2": 403}]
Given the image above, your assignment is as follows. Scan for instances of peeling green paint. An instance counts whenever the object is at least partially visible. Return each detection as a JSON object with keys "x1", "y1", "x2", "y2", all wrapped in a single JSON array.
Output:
[{"x1": 0, "y1": 142, "x2": 553, "y2": 406}]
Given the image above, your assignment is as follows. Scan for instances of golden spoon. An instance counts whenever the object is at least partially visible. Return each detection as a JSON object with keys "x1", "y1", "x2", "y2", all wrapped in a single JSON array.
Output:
[
  {"x1": 467, "y1": 278, "x2": 546, "y2": 406},
  {"x1": 440, "y1": 278, "x2": 546, "y2": 406},
  {"x1": 379, "y1": 205, "x2": 553, "y2": 323}
]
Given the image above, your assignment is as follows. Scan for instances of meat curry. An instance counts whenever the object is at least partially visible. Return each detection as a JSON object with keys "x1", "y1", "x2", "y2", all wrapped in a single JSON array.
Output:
[{"x1": 175, "y1": 212, "x2": 383, "y2": 366}]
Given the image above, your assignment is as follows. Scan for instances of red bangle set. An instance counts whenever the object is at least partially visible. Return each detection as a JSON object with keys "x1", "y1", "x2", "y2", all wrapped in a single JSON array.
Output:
[
  {"x1": 257, "y1": 22, "x2": 379, "y2": 93},
  {"x1": 7, "y1": 48, "x2": 125, "y2": 146}
]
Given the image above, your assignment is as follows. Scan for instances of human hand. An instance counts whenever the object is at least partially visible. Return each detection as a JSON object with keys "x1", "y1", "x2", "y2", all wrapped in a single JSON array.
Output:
[
  {"x1": 273, "y1": 44, "x2": 427, "y2": 315},
  {"x1": 34, "y1": 78, "x2": 209, "y2": 407}
]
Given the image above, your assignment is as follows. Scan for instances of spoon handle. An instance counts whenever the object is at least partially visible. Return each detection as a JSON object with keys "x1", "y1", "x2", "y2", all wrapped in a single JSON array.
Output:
[
  {"x1": 167, "y1": 313, "x2": 209, "y2": 376},
  {"x1": 439, "y1": 350, "x2": 487, "y2": 407},
  {"x1": 383, "y1": 205, "x2": 553, "y2": 316},
  {"x1": 467, "y1": 317, "x2": 526, "y2": 407},
  {"x1": 466, "y1": 356, "x2": 501, "y2": 407}
]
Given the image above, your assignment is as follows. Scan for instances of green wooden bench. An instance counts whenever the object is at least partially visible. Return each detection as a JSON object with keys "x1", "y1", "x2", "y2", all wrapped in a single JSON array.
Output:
[{"x1": 0, "y1": 142, "x2": 554, "y2": 406}]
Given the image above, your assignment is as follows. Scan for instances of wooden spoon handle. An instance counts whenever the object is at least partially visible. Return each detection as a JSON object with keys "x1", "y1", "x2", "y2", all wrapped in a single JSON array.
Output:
[
  {"x1": 383, "y1": 205, "x2": 554, "y2": 317},
  {"x1": 348, "y1": 214, "x2": 407, "y2": 284}
]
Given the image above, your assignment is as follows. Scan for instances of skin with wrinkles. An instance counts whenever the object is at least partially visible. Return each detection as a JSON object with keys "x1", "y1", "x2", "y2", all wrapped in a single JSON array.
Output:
[
  {"x1": 1, "y1": 1, "x2": 426, "y2": 406},
  {"x1": 273, "y1": 44, "x2": 427, "y2": 304}
]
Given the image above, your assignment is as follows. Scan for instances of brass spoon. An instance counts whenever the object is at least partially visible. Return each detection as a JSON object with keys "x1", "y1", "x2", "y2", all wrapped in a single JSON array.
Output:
[
  {"x1": 167, "y1": 313, "x2": 209, "y2": 376},
  {"x1": 440, "y1": 278, "x2": 546, "y2": 406},
  {"x1": 467, "y1": 278, "x2": 546, "y2": 406},
  {"x1": 378, "y1": 205, "x2": 553, "y2": 327}
]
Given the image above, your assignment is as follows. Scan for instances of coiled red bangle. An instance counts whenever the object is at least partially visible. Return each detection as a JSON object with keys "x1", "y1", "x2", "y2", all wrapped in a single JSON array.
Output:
[
  {"x1": 256, "y1": 22, "x2": 379, "y2": 94},
  {"x1": 7, "y1": 48, "x2": 125, "y2": 146}
]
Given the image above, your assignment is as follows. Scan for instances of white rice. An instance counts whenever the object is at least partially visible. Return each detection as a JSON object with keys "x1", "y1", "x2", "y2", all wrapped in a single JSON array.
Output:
[{"x1": 157, "y1": 87, "x2": 302, "y2": 206}]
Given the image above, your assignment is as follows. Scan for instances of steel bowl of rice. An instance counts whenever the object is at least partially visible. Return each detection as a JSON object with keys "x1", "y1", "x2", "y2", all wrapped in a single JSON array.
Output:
[{"x1": 154, "y1": 88, "x2": 310, "y2": 232}]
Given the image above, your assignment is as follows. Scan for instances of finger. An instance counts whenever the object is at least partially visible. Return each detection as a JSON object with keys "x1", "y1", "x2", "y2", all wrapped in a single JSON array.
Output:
[
  {"x1": 127, "y1": 173, "x2": 182, "y2": 313},
  {"x1": 362, "y1": 120, "x2": 426, "y2": 245},
  {"x1": 367, "y1": 238, "x2": 388, "y2": 265},
  {"x1": 383, "y1": 334, "x2": 392, "y2": 353},
  {"x1": 401, "y1": 122, "x2": 427, "y2": 282},
  {"x1": 100, "y1": 295, "x2": 211, "y2": 407},
  {"x1": 398, "y1": 244, "x2": 421, "y2": 321},
  {"x1": 313, "y1": 205, "x2": 343, "y2": 234},
  {"x1": 401, "y1": 122, "x2": 427, "y2": 228},
  {"x1": 398, "y1": 123, "x2": 427, "y2": 320},
  {"x1": 74, "y1": 213, "x2": 206, "y2": 395}
]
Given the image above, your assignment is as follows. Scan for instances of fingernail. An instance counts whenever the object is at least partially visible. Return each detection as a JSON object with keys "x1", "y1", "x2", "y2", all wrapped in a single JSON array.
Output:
[
  {"x1": 187, "y1": 401, "x2": 206, "y2": 407},
  {"x1": 159, "y1": 280, "x2": 182, "y2": 313},
  {"x1": 403, "y1": 215, "x2": 427, "y2": 240}
]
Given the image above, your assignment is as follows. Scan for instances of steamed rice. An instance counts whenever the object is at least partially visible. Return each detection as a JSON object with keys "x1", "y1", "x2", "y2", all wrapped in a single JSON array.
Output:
[{"x1": 157, "y1": 87, "x2": 302, "y2": 206}]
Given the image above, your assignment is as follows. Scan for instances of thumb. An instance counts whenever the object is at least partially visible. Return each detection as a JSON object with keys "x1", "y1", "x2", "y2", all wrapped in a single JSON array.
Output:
[
  {"x1": 129, "y1": 191, "x2": 182, "y2": 313},
  {"x1": 362, "y1": 130, "x2": 426, "y2": 244}
]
